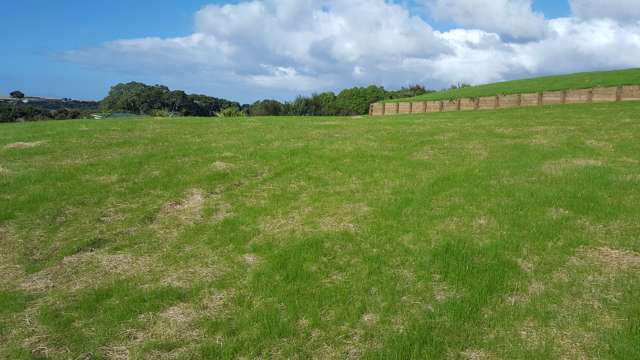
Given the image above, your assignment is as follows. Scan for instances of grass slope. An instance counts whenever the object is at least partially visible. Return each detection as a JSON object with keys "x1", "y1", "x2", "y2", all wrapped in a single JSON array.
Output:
[
  {"x1": 386, "y1": 68, "x2": 640, "y2": 103},
  {"x1": 1, "y1": 102, "x2": 640, "y2": 359}
]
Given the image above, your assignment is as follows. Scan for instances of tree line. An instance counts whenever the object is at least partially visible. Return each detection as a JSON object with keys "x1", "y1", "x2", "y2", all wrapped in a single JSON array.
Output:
[
  {"x1": 99, "y1": 82, "x2": 433, "y2": 117},
  {"x1": 1, "y1": 82, "x2": 434, "y2": 122},
  {"x1": 246, "y1": 85, "x2": 431, "y2": 116},
  {"x1": 99, "y1": 82, "x2": 241, "y2": 117},
  {"x1": 0, "y1": 105, "x2": 88, "y2": 123}
]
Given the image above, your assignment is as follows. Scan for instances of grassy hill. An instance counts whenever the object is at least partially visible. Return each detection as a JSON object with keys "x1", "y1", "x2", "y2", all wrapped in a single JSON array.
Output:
[
  {"x1": 2, "y1": 102, "x2": 640, "y2": 358},
  {"x1": 386, "y1": 68, "x2": 640, "y2": 103}
]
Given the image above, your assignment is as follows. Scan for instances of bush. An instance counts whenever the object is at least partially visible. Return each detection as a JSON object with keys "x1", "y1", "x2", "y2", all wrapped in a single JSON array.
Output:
[{"x1": 216, "y1": 106, "x2": 245, "y2": 118}]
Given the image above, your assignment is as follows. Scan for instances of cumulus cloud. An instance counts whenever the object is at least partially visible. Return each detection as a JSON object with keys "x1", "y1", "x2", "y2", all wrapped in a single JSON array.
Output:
[
  {"x1": 425, "y1": 18, "x2": 640, "y2": 86},
  {"x1": 570, "y1": 0, "x2": 640, "y2": 23},
  {"x1": 62, "y1": 0, "x2": 640, "y2": 102},
  {"x1": 422, "y1": 0, "x2": 548, "y2": 40}
]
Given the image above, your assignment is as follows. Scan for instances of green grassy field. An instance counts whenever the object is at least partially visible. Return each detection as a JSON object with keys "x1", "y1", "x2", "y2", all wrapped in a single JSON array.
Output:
[
  {"x1": 385, "y1": 68, "x2": 640, "y2": 103},
  {"x1": 1, "y1": 102, "x2": 640, "y2": 359}
]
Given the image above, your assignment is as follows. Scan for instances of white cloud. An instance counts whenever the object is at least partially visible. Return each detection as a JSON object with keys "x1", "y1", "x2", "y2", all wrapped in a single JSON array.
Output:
[
  {"x1": 423, "y1": 0, "x2": 548, "y2": 40},
  {"x1": 62, "y1": 0, "x2": 640, "y2": 102},
  {"x1": 570, "y1": 0, "x2": 640, "y2": 23},
  {"x1": 425, "y1": 18, "x2": 640, "y2": 86}
]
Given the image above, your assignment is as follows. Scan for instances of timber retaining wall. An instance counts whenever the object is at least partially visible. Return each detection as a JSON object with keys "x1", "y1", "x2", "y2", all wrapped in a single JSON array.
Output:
[{"x1": 369, "y1": 86, "x2": 640, "y2": 116}]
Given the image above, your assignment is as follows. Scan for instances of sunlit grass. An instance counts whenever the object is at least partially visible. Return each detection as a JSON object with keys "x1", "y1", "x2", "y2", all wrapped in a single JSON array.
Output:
[
  {"x1": 385, "y1": 68, "x2": 640, "y2": 103},
  {"x1": 1, "y1": 101, "x2": 639, "y2": 359}
]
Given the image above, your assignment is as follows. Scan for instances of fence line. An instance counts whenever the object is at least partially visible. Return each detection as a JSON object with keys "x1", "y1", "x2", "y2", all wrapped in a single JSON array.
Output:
[{"x1": 369, "y1": 86, "x2": 640, "y2": 116}]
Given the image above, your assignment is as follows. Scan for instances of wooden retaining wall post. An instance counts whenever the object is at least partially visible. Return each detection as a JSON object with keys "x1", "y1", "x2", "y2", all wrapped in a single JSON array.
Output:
[
  {"x1": 394, "y1": 103, "x2": 400, "y2": 115},
  {"x1": 537, "y1": 92, "x2": 542, "y2": 106},
  {"x1": 561, "y1": 90, "x2": 567, "y2": 104},
  {"x1": 616, "y1": 86, "x2": 623, "y2": 102},
  {"x1": 381, "y1": 103, "x2": 385, "y2": 115}
]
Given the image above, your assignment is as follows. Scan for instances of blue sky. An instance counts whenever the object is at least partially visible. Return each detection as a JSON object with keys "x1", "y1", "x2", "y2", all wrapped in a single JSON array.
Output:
[
  {"x1": 1, "y1": 0, "x2": 637, "y2": 103},
  {"x1": 1, "y1": 1, "x2": 224, "y2": 99}
]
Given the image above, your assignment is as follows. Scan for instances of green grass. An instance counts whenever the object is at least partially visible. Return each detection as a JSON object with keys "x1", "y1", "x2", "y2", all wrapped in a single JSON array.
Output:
[
  {"x1": 385, "y1": 68, "x2": 640, "y2": 103},
  {"x1": 1, "y1": 102, "x2": 640, "y2": 359}
]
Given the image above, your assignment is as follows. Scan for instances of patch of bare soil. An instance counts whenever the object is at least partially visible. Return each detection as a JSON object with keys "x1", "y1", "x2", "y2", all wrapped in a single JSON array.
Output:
[{"x1": 3, "y1": 141, "x2": 47, "y2": 149}]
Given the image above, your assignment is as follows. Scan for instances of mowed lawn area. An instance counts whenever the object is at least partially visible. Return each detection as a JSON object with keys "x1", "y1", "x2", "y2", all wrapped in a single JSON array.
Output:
[
  {"x1": 385, "y1": 68, "x2": 640, "y2": 103},
  {"x1": 1, "y1": 102, "x2": 639, "y2": 359}
]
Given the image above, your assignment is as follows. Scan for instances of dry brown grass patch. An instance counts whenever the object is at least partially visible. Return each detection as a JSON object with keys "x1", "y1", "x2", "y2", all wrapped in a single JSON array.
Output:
[
  {"x1": 260, "y1": 207, "x2": 311, "y2": 235},
  {"x1": 548, "y1": 207, "x2": 570, "y2": 220},
  {"x1": 160, "y1": 189, "x2": 206, "y2": 224},
  {"x1": 110, "y1": 303, "x2": 202, "y2": 359},
  {"x1": 20, "y1": 251, "x2": 152, "y2": 293},
  {"x1": 542, "y1": 158, "x2": 603, "y2": 174},
  {"x1": 241, "y1": 253, "x2": 260, "y2": 266},
  {"x1": 361, "y1": 313, "x2": 379, "y2": 327},
  {"x1": 318, "y1": 203, "x2": 371, "y2": 233},
  {"x1": 412, "y1": 147, "x2": 435, "y2": 160},
  {"x1": 211, "y1": 161, "x2": 234, "y2": 171},
  {"x1": 586, "y1": 140, "x2": 614, "y2": 152},
  {"x1": 500, "y1": 246, "x2": 640, "y2": 357},
  {"x1": 201, "y1": 288, "x2": 237, "y2": 319},
  {"x1": 466, "y1": 142, "x2": 489, "y2": 160},
  {"x1": 159, "y1": 264, "x2": 223, "y2": 288},
  {"x1": 212, "y1": 202, "x2": 233, "y2": 224},
  {"x1": 0, "y1": 224, "x2": 26, "y2": 289},
  {"x1": 4, "y1": 141, "x2": 47, "y2": 149},
  {"x1": 624, "y1": 174, "x2": 640, "y2": 182},
  {"x1": 432, "y1": 276, "x2": 456, "y2": 303},
  {"x1": 572, "y1": 246, "x2": 640, "y2": 272},
  {"x1": 459, "y1": 349, "x2": 491, "y2": 360}
]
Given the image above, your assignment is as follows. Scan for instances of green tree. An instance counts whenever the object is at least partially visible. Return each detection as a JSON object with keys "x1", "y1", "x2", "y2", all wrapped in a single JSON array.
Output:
[
  {"x1": 100, "y1": 82, "x2": 240, "y2": 116},
  {"x1": 248, "y1": 100, "x2": 284, "y2": 116},
  {"x1": 10, "y1": 91, "x2": 25, "y2": 99},
  {"x1": 335, "y1": 86, "x2": 386, "y2": 115},
  {"x1": 314, "y1": 92, "x2": 338, "y2": 116},
  {"x1": 387, "y1": 85, "x2": 431, "y2": 99}
]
